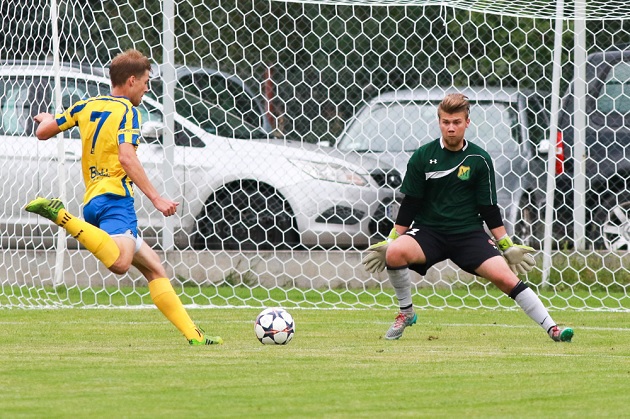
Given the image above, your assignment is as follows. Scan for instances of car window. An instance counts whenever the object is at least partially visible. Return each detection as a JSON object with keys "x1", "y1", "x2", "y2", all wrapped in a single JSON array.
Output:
[
  {"x1": 0, "y1": 77, "x2": 32, "y2": 136},
  {"x1": 338, "y1": 102, "x2": 440, "y2": 153},
  {"x1": 135, "y1": 102, "x2": 205, "y2": 148},
  {"x1": 223, "y1": 76, "x2": 263, "y2": 128},
  {"x1": 136, "y1": 102, "x2": 164, "y2": 125},
  {"x1": 337, "y1": 99, "x2": 519, "y2": 155},
  {"x1": 173, "y1": 124, "x2": 206, "y2": 148},
  {"x1": 179, "y1": 73, "x2": 264, "y2": 132},
  {"x1": 595, "y1": 60, "x2": 630, "y2": 126},
  {"x1": 174, "y1": 87, "x2": 265, "y2": 139}
]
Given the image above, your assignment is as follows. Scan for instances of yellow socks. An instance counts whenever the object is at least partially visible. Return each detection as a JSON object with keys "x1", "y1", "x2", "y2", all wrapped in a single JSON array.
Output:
[
  {"x1": 56, "y1": 209, "x2": 120, "y2": 268},
  {"x1": 149, "y1": 277, "x2": 201, "y2": 341}
]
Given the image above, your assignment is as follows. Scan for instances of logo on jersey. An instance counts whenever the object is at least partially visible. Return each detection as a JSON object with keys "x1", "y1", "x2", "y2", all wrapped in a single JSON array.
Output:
[
  {"x1": 429, "y1": 159, "x2": 437, "y2": 164},
  {"x1": 488, "y1": 239, "x2": 498, "y2": 250},
  {"x1": 89, "y1": 166, "x2": 110, "y2": 179},
  {"x1": 457, "y1": 165, "x2": 470, "y2": 180}
]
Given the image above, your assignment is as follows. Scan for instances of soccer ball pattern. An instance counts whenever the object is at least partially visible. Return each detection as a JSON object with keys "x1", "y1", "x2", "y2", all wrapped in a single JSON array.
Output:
[{"x1": 254, "y1": 308, "x2": 295, "y2": 345}]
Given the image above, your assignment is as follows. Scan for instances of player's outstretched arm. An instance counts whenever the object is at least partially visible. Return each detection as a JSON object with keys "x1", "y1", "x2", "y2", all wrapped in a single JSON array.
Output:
[
  {"x1": 33, "y1": 112, "x2": 62, "y2": 140},
  {"x1": 363, "y1": 194, "x2": 419, "y2": 274},
  {"x1": 118, "y1": 143, "x2": 179, "y2": 217}
]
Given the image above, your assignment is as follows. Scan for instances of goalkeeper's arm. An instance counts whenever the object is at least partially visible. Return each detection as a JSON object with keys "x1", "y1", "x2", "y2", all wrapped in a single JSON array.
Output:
[
  {"x1": 392, "y1": 194, "x2": 421, "y2": 233},
  {"x1": 479, "y1": 204, "x2": 536, "y2": 274},
  {"x1": 362, "y1": 194, "x2": 421, "y2": 273}
]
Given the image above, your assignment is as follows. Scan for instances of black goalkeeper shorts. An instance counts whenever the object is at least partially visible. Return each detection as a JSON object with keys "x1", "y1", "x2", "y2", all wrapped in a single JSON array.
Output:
[{"x1": 405, "y1": 226, "x2": 501, "y2": 276}]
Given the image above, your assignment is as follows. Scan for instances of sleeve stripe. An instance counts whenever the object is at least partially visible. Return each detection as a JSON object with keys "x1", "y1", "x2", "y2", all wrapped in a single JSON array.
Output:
[
  {"x1": 118, "y1": 133, "x2": 140, "y2": 145},
  {"x1": 131, "y1": 107, "x2": 139, "y2": 129},
  {"x1": 459, "y1": 154, "x2": 496, "y2": 205},
  {"x1": 69, "y1": 102, "x2": 87, "y2": 117},
  {"x1": 119, "y1": 112, "x2": 127, "y2": 130},
  {"x1": 473, "y1": 154, "x2": 497, "y2": 206}
]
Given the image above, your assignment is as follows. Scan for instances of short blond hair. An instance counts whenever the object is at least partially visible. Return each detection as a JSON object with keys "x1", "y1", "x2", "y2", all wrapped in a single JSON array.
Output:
[
  {"x1": 437, "y1": 93, "x2": 470, "y2": 119},
  {"x1": 109, "y1": 49, "x2": 151, "y2": 87}
]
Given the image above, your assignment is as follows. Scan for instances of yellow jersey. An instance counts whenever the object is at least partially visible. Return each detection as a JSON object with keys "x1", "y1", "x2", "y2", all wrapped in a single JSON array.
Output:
[{"x1": 56, "y1": 95, "x2": 141, "y2": 205}]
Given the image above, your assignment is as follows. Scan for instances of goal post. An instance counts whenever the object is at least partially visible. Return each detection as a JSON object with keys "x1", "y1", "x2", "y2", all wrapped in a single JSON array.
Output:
[{"x1": 0, "y1": 0, "x2": 628, "y2": 310}]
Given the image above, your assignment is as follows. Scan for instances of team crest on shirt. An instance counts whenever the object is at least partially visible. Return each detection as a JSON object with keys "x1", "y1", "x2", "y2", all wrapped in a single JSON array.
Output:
[{"x1": 457, "y1": 165, "x2": 471, "y2": 180}]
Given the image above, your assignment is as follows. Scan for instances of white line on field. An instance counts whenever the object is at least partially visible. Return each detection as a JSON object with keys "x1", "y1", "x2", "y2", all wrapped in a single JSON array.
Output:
[
  {"x1": 421, "y1": 350, "x2": 630, "y2": 360},
  {"x1": 445, "y1": 323, "x2": 630, "y2": 332},
  {"x1": 0, "y1": 320, "x2": 628, "y2": 332}
]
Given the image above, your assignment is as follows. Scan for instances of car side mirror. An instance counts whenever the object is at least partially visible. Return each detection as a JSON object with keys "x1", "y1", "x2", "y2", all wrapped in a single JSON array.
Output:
[
  {"x1": 141, "y1": 121, "x2": 164, "y2": 140},
  {"x1": 537, "y1": 139, "x2": 550, "y2": 155}
]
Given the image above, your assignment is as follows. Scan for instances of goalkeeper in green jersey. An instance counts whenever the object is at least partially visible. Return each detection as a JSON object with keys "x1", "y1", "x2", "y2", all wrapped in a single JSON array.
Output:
[{"x1": 362, "y1": 93, "x2": 573, "y2": 343}]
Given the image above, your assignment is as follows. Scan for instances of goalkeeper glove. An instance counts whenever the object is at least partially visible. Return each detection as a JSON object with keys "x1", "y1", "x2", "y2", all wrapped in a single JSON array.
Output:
[
  {"x1": 497, "y1": 234, "x2": 536, "y2": 275},
  {"x1": 362, "y1": 228, "x2": 400, "y2": 274}
]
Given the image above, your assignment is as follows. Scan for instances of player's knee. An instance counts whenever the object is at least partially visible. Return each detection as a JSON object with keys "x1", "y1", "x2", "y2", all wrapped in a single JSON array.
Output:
[
  {"x1": 108, "y1": 261, "x2": 131, "y2": 275},
  {"x1": 385, "y1": 242, "x2": 407, "y2": 266},
  {"x1": 151, "y1": 266, "x2": 168, "y2": 279},
  {"x1": 108, "y1": 254, "x2": 133, "y2": 275},
  {"x1": 387, "y1": 236, "x2": 423, "y2": 266}
]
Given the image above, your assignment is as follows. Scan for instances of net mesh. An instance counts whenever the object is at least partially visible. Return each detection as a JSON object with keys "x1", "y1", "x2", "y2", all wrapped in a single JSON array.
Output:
[
  {"x1": 0, "y1": 0, "x2": 628, "y2": 310},
  {"x1": 273, "y1": 0, "x2": 630, "y2": 20}
]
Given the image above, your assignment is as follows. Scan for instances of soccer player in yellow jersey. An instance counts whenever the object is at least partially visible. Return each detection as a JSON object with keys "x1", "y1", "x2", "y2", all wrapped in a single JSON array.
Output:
[{"x1": 26, "y1": 49, "x2": 222, "y2": 346}]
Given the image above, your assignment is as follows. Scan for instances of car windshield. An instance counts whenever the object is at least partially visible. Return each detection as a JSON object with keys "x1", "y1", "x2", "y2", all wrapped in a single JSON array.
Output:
[
  {"x1": 338, "y1": 100, "x2": 519, "y2": 155},
  {"x1": 147, "y1": 86, "x2": 266, "y2": 139}
]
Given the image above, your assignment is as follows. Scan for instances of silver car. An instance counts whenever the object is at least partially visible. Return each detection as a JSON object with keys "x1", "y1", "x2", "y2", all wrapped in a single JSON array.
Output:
[
  {"x1": 0, "y1": 64, "x2": 396, "y2": 250},
  {"x1": 325, "y1": 87, "x2": 551, "y2": 245}
]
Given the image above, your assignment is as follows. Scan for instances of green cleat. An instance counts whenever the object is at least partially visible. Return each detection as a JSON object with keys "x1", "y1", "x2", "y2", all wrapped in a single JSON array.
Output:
[
  {"x1": 189, "y1": 327, "x2": 223, "y2": 346},
  {"x1": 25, "y1": 197, "x2": 65, "y2": 222},
  {"x1": 550, "y1": 326, "x2": 574, "y2": 342},
  {"x1": 189, "y1": 335, "x2": 224, "y2": 346},
  {"x1": 384, "y1": 311, "x2": 417, "y2": 340}
]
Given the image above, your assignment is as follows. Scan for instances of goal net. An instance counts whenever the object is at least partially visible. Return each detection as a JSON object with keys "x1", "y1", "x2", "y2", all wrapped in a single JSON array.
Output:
[{"x1": 0, "y1": 0, "x2": 628, "y2": 310}]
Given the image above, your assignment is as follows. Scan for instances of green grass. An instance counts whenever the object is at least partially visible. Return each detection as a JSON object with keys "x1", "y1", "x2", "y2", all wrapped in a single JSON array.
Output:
[
  {"x1": 2, "y1": 284, "x2": 630, "y2": 311},
  {"x1": 0, "y1": 308, "x2": 628, "y2": 417}
]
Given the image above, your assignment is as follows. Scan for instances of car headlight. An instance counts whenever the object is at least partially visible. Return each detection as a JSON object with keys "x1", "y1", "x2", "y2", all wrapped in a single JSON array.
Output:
[{"x1": 291, "y1": 160, "x2": 369, "y2": 186}]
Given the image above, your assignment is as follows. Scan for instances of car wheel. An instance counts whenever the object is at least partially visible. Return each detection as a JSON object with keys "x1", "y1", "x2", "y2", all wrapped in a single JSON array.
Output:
[
  {"x1": 515, "y1": 194, "x2": 545, "y2": 249},
  {"x1": 601, "y1": 200, "x2": 630, "y2": 251},
  {"x1": 193, "y1": 182, "x2": 299, "y2": 250}
]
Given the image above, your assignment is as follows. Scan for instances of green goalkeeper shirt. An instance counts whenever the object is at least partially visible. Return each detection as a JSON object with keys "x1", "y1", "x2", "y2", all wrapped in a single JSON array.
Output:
[{"x1": 400, "y1": 138, "x2": 498, "y2": 234}]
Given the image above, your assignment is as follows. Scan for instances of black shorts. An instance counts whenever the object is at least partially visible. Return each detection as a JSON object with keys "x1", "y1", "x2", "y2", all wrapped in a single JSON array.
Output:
[{"x1": 405, "y1": 226, "x2": 501, "y2": 276}]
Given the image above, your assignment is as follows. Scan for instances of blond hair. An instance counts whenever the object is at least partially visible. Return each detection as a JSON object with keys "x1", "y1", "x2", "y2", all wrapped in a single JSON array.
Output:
[
  {"x1": 109, "y1": 49, "x2": 151, "y2": 87},
  {"x1": 437, "y1": 93, "x2": 470, "y2": 119}
]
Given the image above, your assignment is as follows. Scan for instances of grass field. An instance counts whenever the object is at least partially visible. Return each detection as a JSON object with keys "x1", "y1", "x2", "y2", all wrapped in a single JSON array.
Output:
[{"x1": 0, "y1": 308, "x2": 628, "y2": 418}]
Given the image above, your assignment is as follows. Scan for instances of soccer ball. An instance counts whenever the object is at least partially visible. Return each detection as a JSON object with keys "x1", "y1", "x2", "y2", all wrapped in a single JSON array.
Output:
[{"x1": 254, "y1": 307, "x2": 295, "y2": 345}]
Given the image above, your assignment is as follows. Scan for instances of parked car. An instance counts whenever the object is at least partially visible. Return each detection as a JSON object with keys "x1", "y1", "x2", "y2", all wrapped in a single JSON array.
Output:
[
  {"x1": 148, "y1": 64, "x2": 403, "y2": 238},
  {"x1": 556, "y1": 47, "x2": 630, "y2": 250},
  {"x1": 321, "y1": 87, "x2": 552, "y2": 247},
  {"x1": 149, "y1": 64, "x2": 274, "y2": 135},
  {"x1": 0, "y1": 64, "x2": 397, "y2": 250}
]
